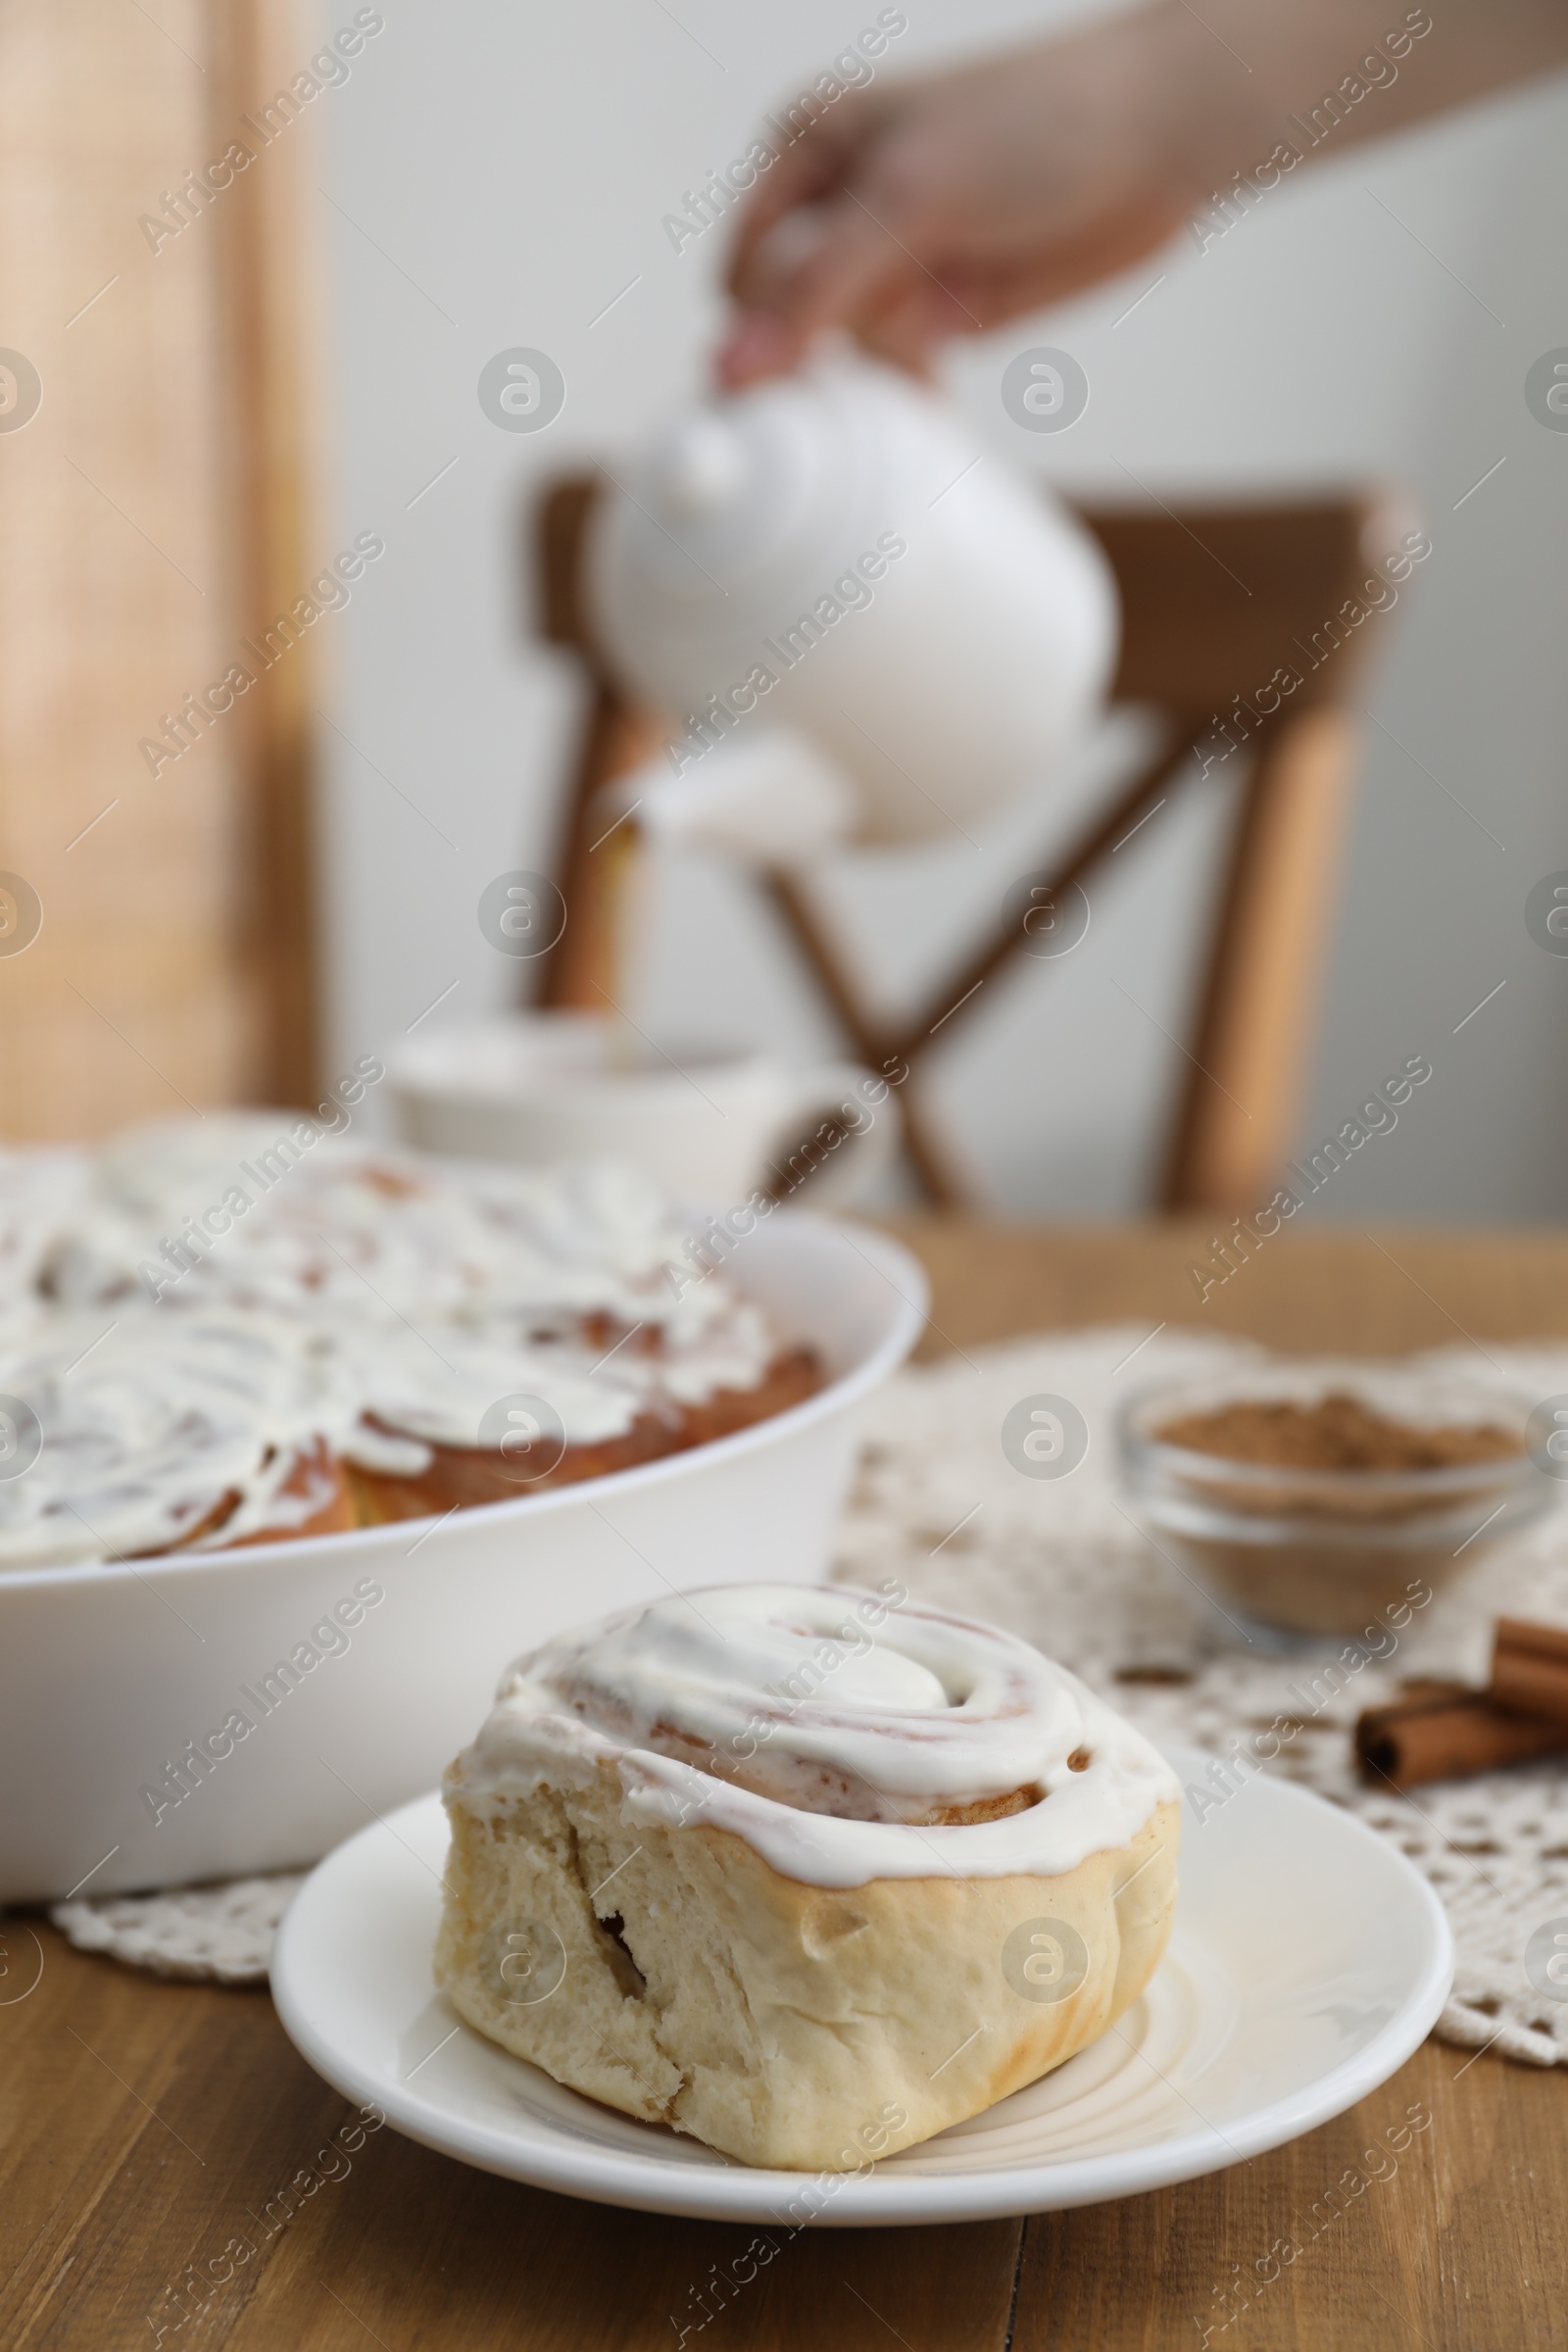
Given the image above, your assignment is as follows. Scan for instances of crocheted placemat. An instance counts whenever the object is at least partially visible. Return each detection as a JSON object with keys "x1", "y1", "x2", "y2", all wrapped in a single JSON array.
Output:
[
  {"x1": 47, "y1": 1327, "x2": 1568, "y2": 2066},
  {"x1": 50, "y1": 1874, "x2": 305, "y2": 1984}
]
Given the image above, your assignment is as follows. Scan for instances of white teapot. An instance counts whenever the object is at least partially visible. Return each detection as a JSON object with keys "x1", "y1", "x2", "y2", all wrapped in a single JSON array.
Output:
[{"x1": 585, "y1": 351, "x2": 1118, "y2": 847}]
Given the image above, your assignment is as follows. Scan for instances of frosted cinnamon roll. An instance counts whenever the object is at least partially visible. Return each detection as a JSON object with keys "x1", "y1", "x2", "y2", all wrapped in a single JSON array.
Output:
[
  {"x1": 335, "y1": 1297, "x2": 818, "y2": 1522},
  {"x1": 336, "y1": 1321, "x2": 683, "y2": 1522},
  {"x1": 437, "y1": 1585, "x2": 1180, "y2": 2171}
]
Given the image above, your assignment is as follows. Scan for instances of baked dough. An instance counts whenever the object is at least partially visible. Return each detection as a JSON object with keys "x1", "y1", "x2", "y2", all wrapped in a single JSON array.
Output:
[{"x1": 436, "y1": 1584, "x2": 1180, "y2": 2171}]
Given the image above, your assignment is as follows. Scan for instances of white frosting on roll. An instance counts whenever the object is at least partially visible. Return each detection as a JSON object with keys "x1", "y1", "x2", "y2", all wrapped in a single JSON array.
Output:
[
  {"x1": 337, "y1": 1319, "x2": 650, "y2": 1464},
  {"x1": 0, "y1": 1145, "x2": 89, "y2": 1352},
  {"x1": 451, "y1": 1585, "x2": 1180, "y2": 1887},
  {"x1": 0, "y1": 1312, "x2": 355, "y2": 1568},
  {"x1": 45, "y1": 1121, "x2": 764, "y2": 1353}
]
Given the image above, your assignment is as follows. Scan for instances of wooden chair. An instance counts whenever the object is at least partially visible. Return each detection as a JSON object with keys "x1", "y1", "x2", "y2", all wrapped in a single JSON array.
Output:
[{"x1": 526, "y1": 475, "x2": 1401, "y2": 1212}]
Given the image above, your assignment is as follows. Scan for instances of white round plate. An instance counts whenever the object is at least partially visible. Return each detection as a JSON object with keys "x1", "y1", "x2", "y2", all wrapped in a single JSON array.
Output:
[{"x1": 271, "y1": 1748, "x2": 1453, "y2": 2226}]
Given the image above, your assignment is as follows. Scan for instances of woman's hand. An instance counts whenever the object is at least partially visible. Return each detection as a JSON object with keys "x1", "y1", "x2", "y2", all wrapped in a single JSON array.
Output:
[
  {"x1": 719, "y1": 6, "x2": 1245, "y2": 385},
  {"x1": 718, "y1": 0, "x2": 1568, "y2": 387}
]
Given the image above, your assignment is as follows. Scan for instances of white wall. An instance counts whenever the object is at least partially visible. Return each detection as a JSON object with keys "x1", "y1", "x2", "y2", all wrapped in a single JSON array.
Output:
[{"x1": 312, "y1": 0, "x2": 1568, "y2": 1220}]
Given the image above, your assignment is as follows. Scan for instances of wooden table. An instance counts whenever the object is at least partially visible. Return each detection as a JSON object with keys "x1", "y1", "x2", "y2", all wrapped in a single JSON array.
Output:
[{"x1": 6, "y1": 1221, "x2": 1566, "y2": 2352}]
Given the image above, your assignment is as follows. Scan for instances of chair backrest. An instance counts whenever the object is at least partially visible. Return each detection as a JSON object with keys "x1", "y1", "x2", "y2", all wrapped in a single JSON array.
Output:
[{"x1": 527, "y1": 473, "x2": 1399, "y2": 1213}]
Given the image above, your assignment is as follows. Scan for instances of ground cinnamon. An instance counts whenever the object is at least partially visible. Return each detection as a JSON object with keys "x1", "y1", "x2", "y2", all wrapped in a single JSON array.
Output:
[
  {"x1": 1155, "y1": 1392, "x2": 1521, "y2": 1472},
  {"x1": 1145, "y1": 1392, "x2": 1527, "y2": 1636}
]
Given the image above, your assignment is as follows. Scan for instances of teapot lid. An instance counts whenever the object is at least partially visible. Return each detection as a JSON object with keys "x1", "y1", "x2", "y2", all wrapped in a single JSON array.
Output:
[{"x1": 602, "y1": 356, "x2": 884, "y2": 610}]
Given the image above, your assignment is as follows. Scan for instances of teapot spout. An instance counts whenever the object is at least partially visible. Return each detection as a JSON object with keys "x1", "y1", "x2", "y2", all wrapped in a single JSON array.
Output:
[{"x1": 601, "y1": 727, "x2": 855, "y2": 869}]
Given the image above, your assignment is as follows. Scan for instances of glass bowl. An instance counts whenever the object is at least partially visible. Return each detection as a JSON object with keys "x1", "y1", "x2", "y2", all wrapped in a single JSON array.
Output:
[{"x1": 1116, "y1": 1358, "x2": 1551, "y2": 1649}]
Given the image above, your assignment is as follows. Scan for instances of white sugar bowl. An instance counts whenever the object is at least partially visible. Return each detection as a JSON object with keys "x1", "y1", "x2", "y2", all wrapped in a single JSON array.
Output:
[{"x1": 585, "y1": 352, "x2": 1118, "y2": 847}]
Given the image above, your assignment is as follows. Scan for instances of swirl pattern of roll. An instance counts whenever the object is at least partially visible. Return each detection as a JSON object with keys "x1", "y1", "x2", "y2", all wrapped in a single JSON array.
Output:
[{"x1": 437, "y1": 1584, "x2": 1181, "y2": 2170}]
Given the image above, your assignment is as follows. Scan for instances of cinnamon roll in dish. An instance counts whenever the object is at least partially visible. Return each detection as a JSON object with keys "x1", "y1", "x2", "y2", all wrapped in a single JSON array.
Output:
[
  {"x1": 436, "y1": 1585, "x2": 1180, "y2": 2170},
  {"x1": 0, "y1": 1313, "x2": 355, "y2": 1570},
  {"x1": 0, "y1": 1118, "x2": 821, "y2": 1567}
]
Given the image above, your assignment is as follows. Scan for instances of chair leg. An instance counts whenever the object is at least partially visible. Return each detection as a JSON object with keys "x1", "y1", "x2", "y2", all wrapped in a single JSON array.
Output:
[
  {"x1": 533, "y1": 680, "x2": 664, "y2": 1011},
  {"x1": 761, "y1": 870, "x2": 977, "y2": 1207},
  {"x1": 760, "y1": 738, "x2": 1198, "y2": 1210},
  {"x1": 1159, "y1": 703, "x2": 1358, "y2": 1214}
]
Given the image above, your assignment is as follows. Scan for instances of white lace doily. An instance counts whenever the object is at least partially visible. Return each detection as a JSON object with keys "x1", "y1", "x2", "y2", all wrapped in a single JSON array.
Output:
[
  {"x1": 46, "y1": 1327, "x2": 1568, "y2": 2067},
  {"x1": 832, "y1": 1328, "x2": 1568, "y2": 2069},
  {"x1": 50, "y1": 1873, "x2": 305, "y2": 1984}
]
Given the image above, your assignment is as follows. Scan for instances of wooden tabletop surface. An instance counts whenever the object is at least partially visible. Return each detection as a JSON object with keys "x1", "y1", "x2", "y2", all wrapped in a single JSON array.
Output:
[{"x1": 6, "y1": 1218, "x2": 1566, "y2": 2352}]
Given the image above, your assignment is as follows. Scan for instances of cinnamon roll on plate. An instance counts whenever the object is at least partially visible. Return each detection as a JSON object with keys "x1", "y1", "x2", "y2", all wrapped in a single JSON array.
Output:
[{"x1": 437, "y1": 1586, "x2": 1180, "y2": 2171}]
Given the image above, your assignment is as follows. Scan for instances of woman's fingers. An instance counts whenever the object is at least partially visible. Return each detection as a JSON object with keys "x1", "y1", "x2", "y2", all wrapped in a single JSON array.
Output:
[
  {"x1": 719, "y1": 186, "x2": 921, "y2": 385},
  {"x1": 716, "y1": 311, "x2": 808, "y2": 387},
  {"x1": 724, "y1": 94, "x2": 885, "y2": 304}
]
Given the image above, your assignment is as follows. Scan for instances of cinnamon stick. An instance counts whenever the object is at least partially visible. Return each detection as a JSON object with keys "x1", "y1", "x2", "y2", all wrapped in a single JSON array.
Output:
[
  {"x1": 1491, "y1": 1617, "x2": 1568, "y2": 1723},
  {"x1": 1355, "y1": 1681, "x2": 1568, "y2": 1789}
]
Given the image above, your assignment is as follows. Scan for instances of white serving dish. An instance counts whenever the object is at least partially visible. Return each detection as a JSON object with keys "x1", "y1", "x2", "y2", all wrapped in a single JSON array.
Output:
[
  {"x1": 271, "y1": 1750, "x2": 1453, "y2": 2224},
  {"x1": 0, "y1": 1216, "x2": 925, "y2": 1904}
]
